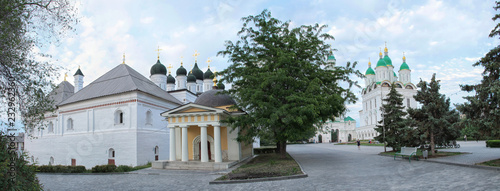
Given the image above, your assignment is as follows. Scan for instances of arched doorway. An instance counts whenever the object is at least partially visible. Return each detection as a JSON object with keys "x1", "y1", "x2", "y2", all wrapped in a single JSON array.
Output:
[
  {"x1": 348, "y1": 134, "x2": 352, "y2": 142},
  {"x1": 318, "y1": 134, "x2": 323, "y2": 143},
  {"x1": 198, "y1": 141, "x2": 211, "y2": 160},
  {"x1": 108, "y1": 148, "x2": 115, "y2": 165},
  {"x1": 193, "y1": 135, "x2": 214, "y2": 160}
]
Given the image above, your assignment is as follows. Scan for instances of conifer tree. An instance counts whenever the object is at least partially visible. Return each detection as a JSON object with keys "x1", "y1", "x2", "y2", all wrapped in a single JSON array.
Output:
[
  {"x1": 218, "y1": 10, "x2": 362, "y2": 158},
  {"x1": 408, "y1": 74, "x2": 460, "y2": 155},
  {"x1": 457, "y1": 1, "x2": 500, "y2": 139},
  {"x1": 374, "y1": 83, "x2": 412, "y2": 151}
]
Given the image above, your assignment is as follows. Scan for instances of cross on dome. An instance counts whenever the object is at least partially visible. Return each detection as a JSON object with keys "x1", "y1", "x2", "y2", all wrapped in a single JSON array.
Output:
[
  {"x1": 155, "y1": 46, "x2": 162, "y2": 59},
  {"x1": 193, "y1": 50, "x2": 200, "y2": 62}
]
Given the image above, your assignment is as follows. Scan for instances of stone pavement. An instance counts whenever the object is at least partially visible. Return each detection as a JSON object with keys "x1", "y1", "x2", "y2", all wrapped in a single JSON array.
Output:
[
  {"x1": 37, "y1": 143, "x2": 500, "y2": 191},
  {"x1": 425, "y1": 141, "x2": 500, "y2": 166}
]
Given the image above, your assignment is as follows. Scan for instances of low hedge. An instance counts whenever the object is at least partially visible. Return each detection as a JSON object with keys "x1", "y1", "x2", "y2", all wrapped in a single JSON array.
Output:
[
  {"x1": 486, "y1": 140, "x2": 500, "y2": 148},
  {"x1": 91, "y1": 164, "x2": 117, "y2": 173},
  {"x1": 254, "y1": 148, "x2": 277, "y2": 154},
  {"x1": 37, "y1": 165, "x2": 86, "y2": 173}
]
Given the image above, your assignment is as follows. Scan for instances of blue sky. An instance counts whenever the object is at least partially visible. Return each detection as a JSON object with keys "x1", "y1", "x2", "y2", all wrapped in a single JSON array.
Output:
[{"x1": 38, "y1": 0, "x2": 499, "y2": 126}]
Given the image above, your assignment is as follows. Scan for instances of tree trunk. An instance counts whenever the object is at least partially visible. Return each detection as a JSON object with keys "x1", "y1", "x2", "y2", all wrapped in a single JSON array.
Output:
[
  {"x1": 430, "y1": 130, "x2": 435, "y2": 156},
  {"x1": 276, "y1": 141, "x2": 281, "y2": 153},
  {"x1": 279, "y1": 140, "x2": 287, "y2": 159}
]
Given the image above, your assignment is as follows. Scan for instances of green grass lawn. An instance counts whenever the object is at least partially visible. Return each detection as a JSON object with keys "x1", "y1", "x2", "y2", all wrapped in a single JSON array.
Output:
[
  {"x1": 477, "y1": 159, "x2": 500, "y2": 167},
  {"x1": 216, "y1": 153, "x2": 302, "y2": 181},
  {"x1": 380, "y1": 149, "x2": 465, "y2": 159}
]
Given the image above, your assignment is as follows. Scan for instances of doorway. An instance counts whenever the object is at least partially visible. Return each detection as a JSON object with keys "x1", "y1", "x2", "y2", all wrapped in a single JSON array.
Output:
[{"x1": 198, "y1": 141, "x2": 212, "y2": 160}]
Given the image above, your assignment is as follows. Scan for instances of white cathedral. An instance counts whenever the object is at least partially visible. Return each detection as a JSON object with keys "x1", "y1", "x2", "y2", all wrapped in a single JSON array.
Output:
[
  {"x1": 357, "y1": 44, "x2": 418, "y2": 140},
  {"x1": 24, "y1": 53, "x2": 252, "y2": 169}
]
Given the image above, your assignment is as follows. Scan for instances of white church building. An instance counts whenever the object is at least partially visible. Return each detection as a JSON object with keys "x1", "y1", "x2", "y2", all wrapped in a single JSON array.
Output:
[
  {"x1": 24, "y1": 53, "x2": 248, "y2": 169},
  {"x1": 357, "y1": 44, "x2": 418, "y2": 140}
]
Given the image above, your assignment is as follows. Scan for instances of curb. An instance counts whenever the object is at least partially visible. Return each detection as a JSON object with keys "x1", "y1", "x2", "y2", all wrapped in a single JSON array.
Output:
[
  {"x1": 209, "y1": 153, "x2": 308, "y2": 185},
  {"x1": 378, "y1": 153, "x2": 500, "y2": 171},
  {"x1": 423, "y1": 159, "x2": 500, "y2": 171}
]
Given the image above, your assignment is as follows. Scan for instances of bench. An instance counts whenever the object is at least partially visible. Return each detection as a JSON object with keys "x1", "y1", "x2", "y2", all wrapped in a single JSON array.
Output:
[{"x1": 394, "y1": 147, "x2": 418, "y2": 163}]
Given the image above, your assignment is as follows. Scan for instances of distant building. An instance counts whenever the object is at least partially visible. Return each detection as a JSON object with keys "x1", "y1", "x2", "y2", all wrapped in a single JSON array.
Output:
[
  {"x1": 312, "y1": 116, "x2": 357, "y2": 143},
  {"x1": 357, "y1": 44, "x2": 417, "y2": 140}
]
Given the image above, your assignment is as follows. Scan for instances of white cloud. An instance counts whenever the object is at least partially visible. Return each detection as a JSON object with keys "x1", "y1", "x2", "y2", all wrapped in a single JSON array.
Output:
[{"x1": 140, "y1": 17, "x2": 154, "y2": 24}]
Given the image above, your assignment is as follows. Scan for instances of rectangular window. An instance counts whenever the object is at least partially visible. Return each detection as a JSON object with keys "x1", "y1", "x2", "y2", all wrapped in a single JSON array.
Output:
[{"x1": 407, "y1": 99, "x2": 410, "y2": 108}]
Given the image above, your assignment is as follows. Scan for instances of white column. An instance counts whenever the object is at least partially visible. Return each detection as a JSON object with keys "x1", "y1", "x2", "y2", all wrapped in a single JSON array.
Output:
[
  {"x1": 181, "y1": 126, "x2": 188, "y2": 162},
  {"x1": 200, "y1": 126, "x2": 208, "y2": 162},
  {"x1": 169, "y1": 127, "x2": 176, "y2": 161},
  {"x1": 214, "y1": 125, "x2": 222, "y2": 162}
]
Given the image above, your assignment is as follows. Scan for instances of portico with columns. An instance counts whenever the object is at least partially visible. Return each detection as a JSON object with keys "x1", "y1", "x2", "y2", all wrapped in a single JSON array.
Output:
[{"x1": 154, "y1": 98, "x2": 252, "y2": 170}]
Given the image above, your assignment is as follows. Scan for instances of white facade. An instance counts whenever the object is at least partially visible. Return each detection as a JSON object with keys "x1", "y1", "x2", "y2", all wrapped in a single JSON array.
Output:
[
  {"x1": 311, "y1": 117, "x2": 357, "y2": 143},
  {"x1": 150, "y1": 74, "x2": 167, "y2": 91},
  {"x1": 357, "y1": 46, "x2": 418, "y2": 140}
]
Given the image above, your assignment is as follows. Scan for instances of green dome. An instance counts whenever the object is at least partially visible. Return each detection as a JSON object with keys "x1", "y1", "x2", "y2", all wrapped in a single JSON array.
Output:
[
  {"x1": 176, "y1": 65, "x2": 187, "y2": 76},
  {"x1": 192, "y1": 63, "x2": 204, "y2": 80},
  {"x1": 217, "y1": 81, "x2": 225, "y2": 90},
  {"x1": 383, "y1": 55, "x2": 392, "y2": 66},
  {"x1": 376, "y1": 58, "x2": 386, "y2": 68},
  {"x1": 365, "y1": 67, "x2": 375, "y2": 75},
  {"x1": 400, "y1": 62, "x2": 410, "y2": 71},
  {"x1": 204, "y1": 68, "x2": 214, "y2": 79},
  {"x1": 187, "y1": 72, "x2": 196, "y2": 82},
  {"x1": 167, "y1": 74, "x2": 175, "y2": 84},
  {"x1": 150, "y1": 60, "x2": 167, "y2": 75},
  {"x1": 328, "y1": 55, "x2": 336, "y2": 61}
]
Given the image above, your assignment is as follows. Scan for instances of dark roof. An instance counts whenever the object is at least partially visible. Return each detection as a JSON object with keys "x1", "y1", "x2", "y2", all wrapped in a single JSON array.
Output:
[
  {"x1": 194, "y1": 89, "x2": 236, "y2": 107},
  {"x1": 217, "y1": 82, "x2": 225, "y2": 90},
  {"x1": 204, "y1": 68, "x2": 214, "y2": 79},
  {"x1": 58, "y1": 64, "x2": 182, "y2": 106},
  {"x1": 150, "y1": 60, "x2": 167, "y2": 75},
  {"x1": 48, "y1": 81, "x2": 74, "y2": 105},
  {"x1": 74, "y1": 68, "x2": 84, "y2": 76},
  {"x1": 176, "y1": 65, "x2": 187, "y2": 76},
  {"x1": 192, "y1": 63, "x2": 204, "y2": 80},
  {"x1": 167, "y1": 74, "x2": 175, "y2": 84}
]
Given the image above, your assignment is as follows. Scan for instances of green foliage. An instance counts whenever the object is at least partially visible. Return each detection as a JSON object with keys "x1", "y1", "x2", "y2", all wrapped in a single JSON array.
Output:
[
  {"x1": 91, "y1": 164, "x2": 117, "y2": 173},
  {"x1": 0, "y1": 132, "x2": 42, "y2": 190},
  {"x1": 0, "y1": 0, "x2": 77, "y2": 132},
  {"x1": 457, "y1": 2, "x2": 500, "y2": 139},
  {"x1": 486, "y1": 140, "x2": 500, "y2": 148},
  {"x1": 217, "y1": 9, "x2": 362, "y2": 157},
  {"x1": 374, "y1": 83, "x2": 415, "y2": 151},
  {"x1": 116, "y1": 165, "x2": 134, "y2": 172},
  {"x1": 408, "y1": 74, "x2": 460, "y2": 155},
  {"x1": 36, "y1": 165, "x2": 85, "y2": 173}
]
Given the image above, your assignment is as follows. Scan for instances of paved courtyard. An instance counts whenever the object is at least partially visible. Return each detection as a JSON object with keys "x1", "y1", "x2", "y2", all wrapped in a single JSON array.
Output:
[{"x1": 38, "y1": 142, "x2": 500, "y2": 191}]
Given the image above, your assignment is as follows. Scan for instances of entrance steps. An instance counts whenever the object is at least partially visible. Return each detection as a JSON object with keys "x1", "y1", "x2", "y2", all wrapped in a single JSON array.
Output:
[{"x1": 152, "y1": 160, "x2": 239, "y2": 170}]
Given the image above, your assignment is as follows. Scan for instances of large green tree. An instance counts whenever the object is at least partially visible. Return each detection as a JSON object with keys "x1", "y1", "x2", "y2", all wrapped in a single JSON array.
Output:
[
  {"x1": 374, "y1": 83, "x2": 413, "y2": 151},
  {"x1": 457, "y1": 1, "x2": 500, "y2": 139},
  {"x1": 408, "y1": 74, "x2": 460, "y2": 155},
  {"x1": 218, "y1": 10, "x2": 361, "y2": 157},
  {"x1": 0, "y1": 0, "x2": 77, "y2": 132}
]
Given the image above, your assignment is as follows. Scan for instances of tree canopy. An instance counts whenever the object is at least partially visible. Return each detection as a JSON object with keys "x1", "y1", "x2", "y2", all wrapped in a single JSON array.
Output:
[
  {"x1": 374, "y1": 83, "x2": 413, "y2": 151},
  {"x1": 218, "y1": 10, "x2": 362, "y2": 157},
  {"x1": 408, "y1": 74, "x2": 460, "y2": 155},
  {"x1": 0, "y1": 0, "x2": 77, "y2": 132},
  {"x1": 457, "y1": 1, "x2": 500, "y2": 139}
]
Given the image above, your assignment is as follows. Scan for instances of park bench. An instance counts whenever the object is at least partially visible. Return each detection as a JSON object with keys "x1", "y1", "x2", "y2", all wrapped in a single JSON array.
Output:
[{"x1": 394, "y1": 147, "x2": 418, "y2": 163}]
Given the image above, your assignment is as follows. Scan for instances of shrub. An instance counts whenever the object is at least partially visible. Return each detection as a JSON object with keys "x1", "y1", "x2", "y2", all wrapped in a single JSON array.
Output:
[
  {"x1": 92, "y1": 164, "x2": 117, "y2": 173},
  {"x1": 116, "y1": 165, "x2": 133, "y2": 172},
  {"x1": 37, "y1": 165, "x2": 86, "y2": 173},
  {"x1": 486, "y1": 140, "x2": 500, "y2": 148}
]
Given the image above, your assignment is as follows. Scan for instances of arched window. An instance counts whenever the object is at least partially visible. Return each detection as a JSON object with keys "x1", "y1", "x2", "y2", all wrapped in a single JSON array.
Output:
[
  {"x1": 67, "y1": 118, "x2": 73, "y2": 130},
  {"x1": 48, "y1": 122, "x2": 54, "y2": 133},
  {"x1": 146, "y1": 110, "x2": 153, "y2": 125},
  {"x1": 115, "y1": 110, "x2": 124, "y2": 124},
  {"x1": 154, "y1": 146, "x2": 159, "y2": 161},
  {"x1": 109, "y1": 148, "x2": 115, "y2": 158},
  {"x1": 49, "y1": 156, "x2": 54, "y2": 165}
]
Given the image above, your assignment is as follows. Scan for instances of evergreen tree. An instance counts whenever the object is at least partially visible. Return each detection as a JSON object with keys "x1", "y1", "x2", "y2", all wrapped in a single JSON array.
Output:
[
  {"x1": 457, "y1": 1, "x2": 500, "y2": 139},
  {"x1": 218, "y1": 10, "x2": 362, "y2": 158},
  {"x1": 374, "y1": 83, "x2": 412, "y2": 151},
  {"x1": 408, "y1": 74, "x2": 460, "y2": 155}
]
